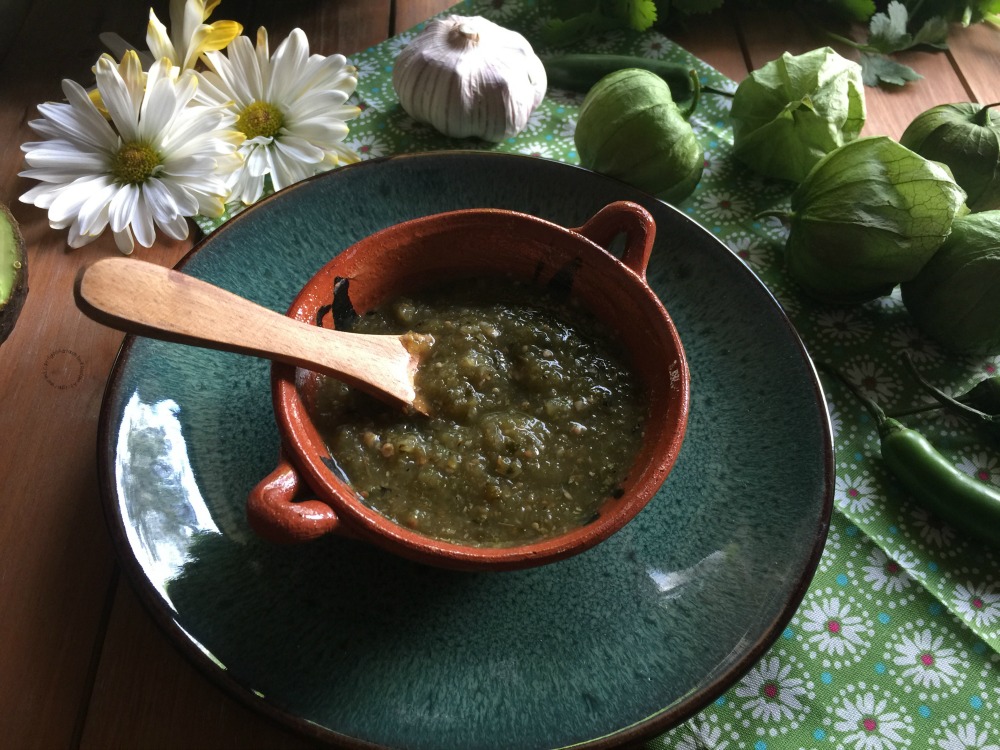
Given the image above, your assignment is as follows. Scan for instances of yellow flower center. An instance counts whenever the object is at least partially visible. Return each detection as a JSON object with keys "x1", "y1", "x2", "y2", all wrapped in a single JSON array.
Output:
[
  {"x1": 237, "y1": 101, "x2": 284, "y2": 139},
  {"x1": 111, "y1": 142, "x2": 161, "y2": 185}
]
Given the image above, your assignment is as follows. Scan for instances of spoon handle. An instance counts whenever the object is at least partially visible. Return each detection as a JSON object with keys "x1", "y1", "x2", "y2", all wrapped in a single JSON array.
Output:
[{"x1": 74, "y1": 257, "x2": 419, "y2": 409}]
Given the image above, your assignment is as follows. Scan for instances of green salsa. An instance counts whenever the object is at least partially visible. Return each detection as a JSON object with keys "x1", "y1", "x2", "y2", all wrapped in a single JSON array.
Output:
[{"x1": 307, "y1": 277, "x2": 647, "y2": 547}]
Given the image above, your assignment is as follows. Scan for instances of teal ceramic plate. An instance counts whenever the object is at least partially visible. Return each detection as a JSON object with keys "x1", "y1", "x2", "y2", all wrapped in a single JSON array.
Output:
[{"x1": 99, "y1": 152, "x2": 833, "y2": 749}]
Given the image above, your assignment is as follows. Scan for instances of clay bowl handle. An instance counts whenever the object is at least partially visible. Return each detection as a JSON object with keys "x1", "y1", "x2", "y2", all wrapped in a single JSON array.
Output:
[
  {"x1": 247, "y1": 455, "x2": 339, "y2": 543},
  {"x1": 574, "y1": 201, "x2": 656, "y2": 280}
]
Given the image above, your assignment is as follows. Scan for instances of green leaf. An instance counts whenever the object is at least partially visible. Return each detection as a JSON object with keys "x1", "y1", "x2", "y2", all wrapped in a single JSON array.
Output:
[
  {"x1": 609, "y1": 0, "x2": 658, "y2": 30},
  {"x1": 911, "y1": 15, "x2": 951, "y2": 47},
  {"x1": 827, "y1": 0, "x2": 878, "y2": 22},
  {"x1": 868, "y1": 1, "x2": 912, "y2": 52},
  {"x1": 859, "y1": 51, "x2": 923, "y2": 86}
]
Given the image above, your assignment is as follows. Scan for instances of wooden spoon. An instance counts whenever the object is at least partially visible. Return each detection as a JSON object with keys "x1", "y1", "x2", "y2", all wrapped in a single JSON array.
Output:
[{"x1": 75, "y1": 257, "x2": 427, "y2": 414}]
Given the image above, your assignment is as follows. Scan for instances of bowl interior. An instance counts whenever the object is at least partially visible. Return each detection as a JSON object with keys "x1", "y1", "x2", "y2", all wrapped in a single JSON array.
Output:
[{"x1": 273, "y1": 208, "x2": 690, "y2": 568}]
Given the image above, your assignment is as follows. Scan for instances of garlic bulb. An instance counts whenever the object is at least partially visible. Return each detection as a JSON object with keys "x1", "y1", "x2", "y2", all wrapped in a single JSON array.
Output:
[{"x1": 392, "y1": 15, "x2": 546, "y2": 142}]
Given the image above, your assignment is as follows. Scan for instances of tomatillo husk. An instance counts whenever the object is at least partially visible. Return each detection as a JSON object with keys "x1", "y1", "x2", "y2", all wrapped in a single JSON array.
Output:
[
  {"x1": 900, "y1": 102, "x2": 1000, "y2": 213},
  {"x1": 902, "y1": 210, "x2": 1000, "y2": 356},
  {"x1": 731, "y1": 47, "x2": 865, "y2": 183},
  {"x1": 574, "y1": 68, "x2": 703, "y2": 204},
  {"x1": 781, "y1": 136, "x2": 967, "y2": 304}
]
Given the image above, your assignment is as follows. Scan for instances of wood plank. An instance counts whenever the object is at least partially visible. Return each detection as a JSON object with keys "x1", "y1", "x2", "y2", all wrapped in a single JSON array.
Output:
[
  {"x1": 667, "y1": 12, "x2": 750, "y2": 82},
  {"x1": 393, "y1": 0, "x2": 457, "y2": 35},
  {"x1": 79, "y1": 576, "x2": 317, "y2": 750},
  {"x1": 0, "y1": 0, "x2": 192, "y2": 747},
  {"x1": 736, "y1": 9, "x2": 970, "y2": 140},
  {"x1": 948, "y1": 21, "x2": 1000, "y2": 104}
]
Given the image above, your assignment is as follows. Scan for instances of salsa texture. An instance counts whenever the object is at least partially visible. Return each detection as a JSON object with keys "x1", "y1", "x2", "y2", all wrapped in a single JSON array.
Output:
[{"x1": 307, "y1": 277, "x2": 646, "y2": 547}]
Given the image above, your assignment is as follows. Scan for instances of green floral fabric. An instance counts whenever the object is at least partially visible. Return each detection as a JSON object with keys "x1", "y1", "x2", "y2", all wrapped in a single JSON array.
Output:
[{"x1": 199, "y1": 1, "x2": 999, "y2": 747}]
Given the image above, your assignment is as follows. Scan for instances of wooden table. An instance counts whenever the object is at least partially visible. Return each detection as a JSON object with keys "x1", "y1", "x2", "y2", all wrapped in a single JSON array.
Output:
[{"x1": 1, "y1": 1, "x2": 997, "y2": 747}]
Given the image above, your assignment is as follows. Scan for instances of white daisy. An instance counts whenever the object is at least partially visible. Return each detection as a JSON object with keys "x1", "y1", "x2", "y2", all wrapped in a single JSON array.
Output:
[
  {"x1": 198, "y1": 27, "x2": 361, "y2": 205},
  {"x1": 843, "y1": 358, "x2": 897, "y2": 403},
  {"x1": 516, "y1": 140, "x2": 557, "y2": 158},
  {"x1": 833, "y1": 690, "x2": 912, "y2": 749},
  {"x1": 835, "y1": 473, "x2": 877, "y2": 515},
  {"x1": 639, "y1": 33, "x2": 671, "y2": 58},
  {"x1": 344, "y1": 134, "x2": 388, "y2": 160},
  {"x1": 19, "y1": 52, "x2": 241, "y2": 254},
  {"x1": 733, "y1": 655, "x2": 808, "y2": 722},
  {"x1": 724, "y1": 232, "x2": 770, "y2": 270},
  {"x1": 888, "y1": 324, "x2": 939, "y2": 362},
  {"x1": 827, "y1": 398, "x2": 843, "y2": 440},
  {"x1": 816, "y1": 308, "x2": 873, "y2": 342},
  {"x1": 891, "y1": 628, "x2": 962, "y2": 690},
  {"x1": 955, "y1": 452, "x2": 1000, "y2": 486},
  {"x1": 862, "y1": 548, "x2": 915, "y2": 595},
  {"x1": 674, "y1": 718, "x2": 728, "y2": 750},
  {"x1": 908, "y1": 506, "x2": 957, "y2": 548},
  {"x1": 800, "y1": 595, "x2": 870, "y2": 657},
  {"x1": 937, "y1": 720, "x2": 1000, "y2": 750},
  {"x1": 699, "y1": 191, "x2": 750, "y2": 221},
  {"x1": 953, "y1": 581, "x2": 1000, "y2": 628}
]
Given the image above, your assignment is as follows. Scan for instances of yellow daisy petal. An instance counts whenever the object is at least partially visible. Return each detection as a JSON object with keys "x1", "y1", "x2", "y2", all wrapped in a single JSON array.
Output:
[{"x1": 183, "y1": 20, "x2": 243, "y2": 68}]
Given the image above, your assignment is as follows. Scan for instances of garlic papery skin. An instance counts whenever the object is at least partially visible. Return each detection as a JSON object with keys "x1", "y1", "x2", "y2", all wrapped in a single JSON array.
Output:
[{"x1": 392, "y1": 15, "x2": 546, "y2": 142}]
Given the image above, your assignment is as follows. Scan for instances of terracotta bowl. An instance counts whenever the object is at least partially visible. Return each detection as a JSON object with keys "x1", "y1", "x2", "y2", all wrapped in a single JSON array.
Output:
[{"x1": 247, "y1": 200, "x2": 690, "y2": 571}]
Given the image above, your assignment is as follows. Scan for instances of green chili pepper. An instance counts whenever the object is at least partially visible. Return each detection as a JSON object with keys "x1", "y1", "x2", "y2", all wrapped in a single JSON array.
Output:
[
  {"x1": 540, "y1": 53, "x2": 727, "y2": 103},
  {"x1": 820, "y1": 362, "x2": 1000, "y2": 548}
]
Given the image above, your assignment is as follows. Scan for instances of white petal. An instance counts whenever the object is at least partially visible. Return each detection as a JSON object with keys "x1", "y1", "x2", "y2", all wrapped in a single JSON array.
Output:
[
  {"x1": 157, "y1": 212, "x2": 190, "y2": 241},
  {"x1": 109, "y1": 183, "x2": 140, "y2": 233},
  {"x1": 146, "y1": 9, "x2": 178, "y2": 63},
  {"x1": 204, "y1": 39, "x2": 254, "y2": 104},
  {"x1": 244, "y1": 142, "x2": 271, "y2": 176},
  {"x1": 139, "y1": 74, "x2": 193, "y2": 142},
  {"x1": 160, "y1": 153, "x2": 216, "y2": 177},
  {"x1": 67, "y1": 219, "x2": 104, "y2": 248},
  {"x1": 266, "y1": 28, "x2": 308, "y2": 103},
  {"x1": 132, "y1": 190, "x2": 156, "y2": 247},
  {"x1": 113, "y1": 227, "x2": 135, "y2": 254},
  {"x1": 271, "y1": 135, "x2": 324, "y2": 164},
  {"x1": 147, "y1": 176, "x2": 197, "y2": 218},
  {"x1": 55, "y1": 80, "x2": 119, "y2": 149},
  {"x1": 76, "y1": 178, "x2": 117, "y2": 235},
  {"x1": 48, "y1": 176, "x2": 109, "y2": 225},
  {"x1": 228, "y1": 165, "x2": 265, "y2": 204},
  {"x1": 96, "y1": 57, "x2": 139, "y2": 141},
  {"x1": 228, "y1": 30, "x2": 265, "y2": 99},
  {"x1": 22, "y1": 141, "x2": 109, "y2": 173},
  {"x1": 287, "y1": 119, "x2": 349, "y2": 145}
]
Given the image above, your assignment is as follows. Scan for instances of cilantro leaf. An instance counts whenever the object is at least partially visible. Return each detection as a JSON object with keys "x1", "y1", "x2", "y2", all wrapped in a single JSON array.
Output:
[
  {"x1": 859, "y1": 51, "x2": 923, "y2": 86},
  {"x1": 610, "y1": 0, "x2": 658, "y2": 30},
  {"x1": 911, "y1": 15, "x2": 950, "y2": 48},
  {"x1": 826, "y1": 0, "x2": 878, "y2": 22},
  {"x1": 868, "y1": 1, "x2": 911, "y2": 52}
]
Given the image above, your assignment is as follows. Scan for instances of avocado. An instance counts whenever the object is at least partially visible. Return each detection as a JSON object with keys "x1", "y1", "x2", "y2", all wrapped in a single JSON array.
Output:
[{"x1": 0, "y1": 202, "x2": 28, "y2": 345}]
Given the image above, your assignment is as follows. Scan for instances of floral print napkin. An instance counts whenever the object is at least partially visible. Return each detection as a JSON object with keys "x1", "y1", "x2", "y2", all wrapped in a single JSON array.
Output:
[{"x1": 198, "y1": 1, "x2": 999, "y2": 747}]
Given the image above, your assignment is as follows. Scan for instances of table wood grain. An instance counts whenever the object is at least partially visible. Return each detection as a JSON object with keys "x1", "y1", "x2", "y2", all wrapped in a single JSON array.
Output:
[{"x1": 0, "y1": 2, "x2": 996, "y2": 748}]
